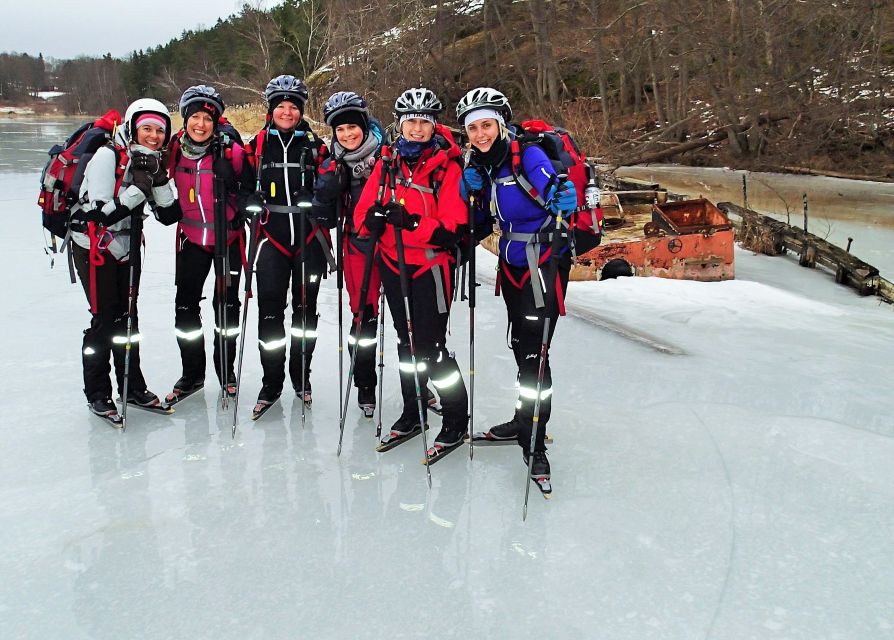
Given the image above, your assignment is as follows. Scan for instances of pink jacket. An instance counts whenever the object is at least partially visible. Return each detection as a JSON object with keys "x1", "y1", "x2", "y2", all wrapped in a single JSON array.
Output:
[{"x1": 173, "y1": 144, "x2": 246, "y2": 247}]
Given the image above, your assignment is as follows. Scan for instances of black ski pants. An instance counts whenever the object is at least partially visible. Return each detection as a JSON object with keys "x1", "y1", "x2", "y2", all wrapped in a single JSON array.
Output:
[
  {"x1": 255, "y1": 237, "x2": 327, "y2": 393},
  {"x1": 173, "y1": 238, "x2": 242, "y2": 386},
  {"x1": 349, "y1": 304, "x2": 379, "y2": 390},
  {"x1": 500, "y1": 255, "x2": 571, "y2": 453},
  {"x1": 380, "y1": 256, "x2": 469, "y2": 432},
  {"x1": 72, "y1": 243, "x2": 148, "y2": 402}
]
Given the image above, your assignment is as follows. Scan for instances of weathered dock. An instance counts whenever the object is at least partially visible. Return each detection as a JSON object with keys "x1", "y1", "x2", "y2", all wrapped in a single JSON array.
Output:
[{"x1": 717, "y1": 201, "x2": 894, "y2": 304}]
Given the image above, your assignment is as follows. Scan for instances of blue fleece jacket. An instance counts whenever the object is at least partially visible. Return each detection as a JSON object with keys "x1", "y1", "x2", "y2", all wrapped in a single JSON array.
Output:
[{"x1": 472, "y1": 143, "x2": 565, "y2": 268}]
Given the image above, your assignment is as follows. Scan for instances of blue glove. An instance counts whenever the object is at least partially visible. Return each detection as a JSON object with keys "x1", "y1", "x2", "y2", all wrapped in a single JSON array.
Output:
[
  {"x1": 460, "y1": 167, "x2": 484, "y2": 202},
  {"x1": 546, "y1": 180, "x2": 577, "y2": 217}
]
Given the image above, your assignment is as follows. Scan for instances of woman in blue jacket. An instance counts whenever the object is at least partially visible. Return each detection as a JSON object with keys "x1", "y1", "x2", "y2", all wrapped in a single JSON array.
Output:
[{"x1": 457, "y1": 88, "x2": 577, "y2": 486}]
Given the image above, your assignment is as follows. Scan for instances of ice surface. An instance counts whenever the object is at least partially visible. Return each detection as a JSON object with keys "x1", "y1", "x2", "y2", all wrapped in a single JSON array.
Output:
[{"x1": 1, "y1": 122, "x2": 893, "y2": 639}]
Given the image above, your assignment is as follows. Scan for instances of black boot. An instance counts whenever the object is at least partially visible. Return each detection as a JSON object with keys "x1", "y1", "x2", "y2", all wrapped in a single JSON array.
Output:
[
  {"x1": 357, "y1": 385, "x2": 375, "y2": 416},
  {"x1": 484, "y1": 417, "x2": 522, "y2": 441},
  {"x1": 389, "y1": 412, "x2": 425, "y2": 436},
  {"x1": 434, "y1": 423, "x2": 468, "y2": 447},
  {"x1": 294, "y1": 367, "x2": 312, "y2": 405},
  {"x1": 127, "y1": 388, "x2": 162, "y2": 408},
  {"x1": 165, "y1": 376, "x2": 204, "y2": 403},
  {"x1": 523, "y1": 449, "x2": 551, "y2": 479},
  {"x1": 89, "y1": 397, "x2": 119, "y2": 417}
]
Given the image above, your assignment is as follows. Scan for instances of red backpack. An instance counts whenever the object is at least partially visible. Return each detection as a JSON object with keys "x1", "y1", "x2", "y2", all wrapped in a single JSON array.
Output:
[
  {"x1": 509, "y1": 119, "x2": 603, "y2": 254},
  {"x1": 37, "y1": 109, "x2": 128, "y2": 239}
]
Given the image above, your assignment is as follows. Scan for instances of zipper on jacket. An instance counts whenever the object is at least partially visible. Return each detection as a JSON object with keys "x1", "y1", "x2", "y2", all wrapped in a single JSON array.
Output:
[{"x1": 196, "y1": 155, "x2": 209, "y2": 245}]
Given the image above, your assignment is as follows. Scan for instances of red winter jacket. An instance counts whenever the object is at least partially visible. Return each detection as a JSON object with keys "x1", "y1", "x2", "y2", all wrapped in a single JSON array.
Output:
[{"x1": 353, "y1": 146, "x2": 465, "y2": 270}]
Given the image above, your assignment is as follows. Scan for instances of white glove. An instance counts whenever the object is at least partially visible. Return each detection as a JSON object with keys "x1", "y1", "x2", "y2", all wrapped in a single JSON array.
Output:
[
  {"x1": 151, "y1": 182, "x2": 175, "y2": 208},
  {"x1": 115, "y1": 184, "x2": 147, "y2": 211}
]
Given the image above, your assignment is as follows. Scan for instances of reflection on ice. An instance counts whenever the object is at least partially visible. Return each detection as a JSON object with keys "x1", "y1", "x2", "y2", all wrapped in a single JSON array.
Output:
[{"x1": 1, "y1": 121, "x2": 893, "y2": 638}]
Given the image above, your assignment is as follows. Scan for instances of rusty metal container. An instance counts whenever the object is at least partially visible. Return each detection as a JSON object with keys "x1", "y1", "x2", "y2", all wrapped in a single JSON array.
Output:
[{"x1": 651, "y1": 198, "x2": 733, "y2": 235}]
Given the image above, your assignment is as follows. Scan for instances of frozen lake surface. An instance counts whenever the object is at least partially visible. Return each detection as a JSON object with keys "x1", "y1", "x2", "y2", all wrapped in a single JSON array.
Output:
[{"x1": 1, "y1": 122, "x2": 893, "y2": 639}]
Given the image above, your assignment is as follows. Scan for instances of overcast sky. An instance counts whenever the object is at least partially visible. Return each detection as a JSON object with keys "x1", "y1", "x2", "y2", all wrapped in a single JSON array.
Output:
[{"x1": 3, "y1": 0, "x2": 284, "y2": 60}]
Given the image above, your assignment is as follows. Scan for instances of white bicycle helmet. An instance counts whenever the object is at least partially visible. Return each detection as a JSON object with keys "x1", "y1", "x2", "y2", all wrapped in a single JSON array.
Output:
[
  {"x1": 123, "y1": 98, "x2": 172, "y2": 145},
  {"x1": 455, "y1": 87, "x2": 512, "y2": 125}
]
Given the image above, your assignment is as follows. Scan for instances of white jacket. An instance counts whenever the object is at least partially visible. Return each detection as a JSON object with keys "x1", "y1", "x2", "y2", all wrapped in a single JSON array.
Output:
[{"x1": 72, "y1": 134, "x2": 175, "y2": 261}]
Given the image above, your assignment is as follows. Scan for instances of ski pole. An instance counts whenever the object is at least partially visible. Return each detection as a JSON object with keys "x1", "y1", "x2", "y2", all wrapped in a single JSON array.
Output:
[
  {"x1": 120, "y1": 210, "x2": 143, "y2": 432},
  {"x1": 335, "y1": 165, "x2": 345, "y2": 423},
  {"x1": 231, "y1": 201, "x2": 263, "y2": 437},
  {"x1": 336, "y1": 226, "x2": 382, "y2": 456},
  {"x1": 462, "y1": 148, "x2": 477, "y2": 460},
  {"x1": 523, "y1": 174, "x2": 565, "y2": 520},
  {"x1": 389, "y1": 152, "x2": 432, "y2": 485},
  {"x1": 299, "y1": 150, "x2": 311, "y2": 429},
  {"x1": 337, "y1": 147, "x2": 391, "y2": 454},
  {"x1": 375, "y1": 283, "x2": 386, "y2": 439},
  {"x1": 212, "y1": 141, "x2": 231, "y2": 410}
]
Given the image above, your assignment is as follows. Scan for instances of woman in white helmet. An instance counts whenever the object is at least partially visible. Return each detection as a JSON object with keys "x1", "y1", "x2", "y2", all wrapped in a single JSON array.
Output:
[
  {"x1": 68, "y1": 97, "x2": 179, "y2": 424},
  {"x1": 456, "y1": 87, "x2": 578, "y2": 491},
  {"x1": 353, "y1": 87, "x2": 469, "y2": 458}
]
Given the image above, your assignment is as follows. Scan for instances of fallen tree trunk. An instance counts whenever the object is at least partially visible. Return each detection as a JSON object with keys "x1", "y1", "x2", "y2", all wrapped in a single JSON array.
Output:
[
  {"x1": 617, "y1": 114, "x2": 789, "y2": 166},
  {"x1": 772, "y1": 165, "x2": 894, "y2": 183}
]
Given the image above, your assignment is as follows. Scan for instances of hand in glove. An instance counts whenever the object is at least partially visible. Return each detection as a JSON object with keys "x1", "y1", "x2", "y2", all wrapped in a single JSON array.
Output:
[
  {"x1": 385, "y1": 202, "x2": 420, "y2": 230},
  {"x1": 68, "y1": 209, "x2": 102, "y2": 233},
  {"x1": 314, "y1": 167, "x2": 346, "y2": 204},
  {"x1": 212, "y1": 154, "x2": 237, "y2": 189},
  {"x1": 129, "y1": 169, "x2": 154, "y2": 197},
  {"x1": 460, "y1": 167, "x2": 484, "y2": 202},
  {"x1": 428, "y1": 225, "x2": 457, "y2": 250},
  {"x1": 131, "y1": 152, "x2": 169, "y2": 186},
  {"x1": 364, "y1": 204, "x2": 387, "y2": 237},
  {"x1": 243, "y1": 192, "x2": 265, "y2": 216},
  {"x1": 546, "y1": 180, "x2": 577, "y2": 217}
]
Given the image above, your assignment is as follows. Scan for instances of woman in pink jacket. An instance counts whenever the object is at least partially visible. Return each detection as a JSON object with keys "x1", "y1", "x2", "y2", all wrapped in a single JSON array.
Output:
[{"x1": 161, "y1": 85, "x2": 255, "y2": 405}]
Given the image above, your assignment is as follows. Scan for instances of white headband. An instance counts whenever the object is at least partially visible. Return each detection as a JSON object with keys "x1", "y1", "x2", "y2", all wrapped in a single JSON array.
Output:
[
  {"x1": 464, "y1": 108, "x2": 504, "y2": 129},
  {"x1": 399, "y1": 112, "x2": 436, "y2": 127}
]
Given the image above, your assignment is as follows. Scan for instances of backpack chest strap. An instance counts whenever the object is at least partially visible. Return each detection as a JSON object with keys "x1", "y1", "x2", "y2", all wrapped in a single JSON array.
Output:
[{"x1": 394, "y1": 176, "x2": 434, "y2": 195}]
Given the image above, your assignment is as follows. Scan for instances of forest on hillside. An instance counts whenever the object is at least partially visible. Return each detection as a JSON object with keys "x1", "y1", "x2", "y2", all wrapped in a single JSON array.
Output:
[{"x1": 2, "y1": 0, "x2": 892, "y2": 176}]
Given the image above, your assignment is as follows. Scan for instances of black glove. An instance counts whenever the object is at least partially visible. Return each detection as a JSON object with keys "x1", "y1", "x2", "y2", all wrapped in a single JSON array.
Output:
[
  {"x1": 68, "y1": 209, "x2": 102, "y2": 233},
  {"x1": 428, "y1": 226, "x2": 456, "y2": 250},
  {"x1": 314, "y1": 169, "x2": 345, "y2": 205},
  {"x1": 131, "y1": 152, "x2": 169, "y2": 186},
  {"x1": 385, "y1": 202, "x2": 420, "y2": 230},
  {"x1": 364, "y1": 204, "x2": 387, "y2": 237},
  {"x1": 129, "y1": 169, "x2": 154, "y2": 196},
  {"x1": 243, "y1": 192, "x2": 264, "y2": 216},
  {"x1": 212, "y1": 154, "x2": 237, "y2": 190},
  {"x1": 154, "y1": 202, "x2": 182, "y2": 226}
]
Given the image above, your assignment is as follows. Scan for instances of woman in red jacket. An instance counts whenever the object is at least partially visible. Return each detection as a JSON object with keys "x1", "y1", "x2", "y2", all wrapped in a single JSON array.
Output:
[{"x1": 353, "y1": 88, "x2": 468, "y2": 455}]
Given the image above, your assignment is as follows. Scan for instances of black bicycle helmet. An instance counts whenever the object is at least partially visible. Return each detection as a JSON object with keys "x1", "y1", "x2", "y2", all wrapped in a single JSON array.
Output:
[
  {"x1": 179, "y1": 85, "x2": 225, "y2": 119},
  {"x1": 265, "y1": 75, "x2": 308, "y2": 109},
  {"x1": 323, "y1": 91, "x2": 369, "y2": 127}
]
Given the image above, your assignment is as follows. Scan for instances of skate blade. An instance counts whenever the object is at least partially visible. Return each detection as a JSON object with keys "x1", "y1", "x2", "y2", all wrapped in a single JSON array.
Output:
[
  {"x1": 376, "y1": 425, "x2": 428, "y2": 452},
  {"x1": 251, "y1": 398, "x2": 281, "y2": 421},
  {"x1": 466, "y1": 433, "x2": 554, "y2": 445},
  {"x1": 124, "y1": 400, "x2": 175, "y2": 415},
  {"x1": 422, "y1": 441, "x2": 464, "y2": 465},
  {"x1": 89, "y1": 408, "x2": 124, "y2": 428},
  {"x1": 532, "y1": 476, "x2": 552, "y2": 498}
]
